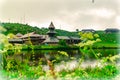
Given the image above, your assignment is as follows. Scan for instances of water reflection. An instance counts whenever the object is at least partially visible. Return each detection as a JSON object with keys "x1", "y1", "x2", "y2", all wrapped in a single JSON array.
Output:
[
  {"x1": 7, "y1": 49, "x2": 120, "y2": 63},
  {"x1": 7, "y1": 49, "x2": 80, "y2": 65},
  {"x1": 94, "y1": 49, "x2": 120, "y2": 57},
  {"x1": 3, "y1": 49, "x2": 120, "y2": 72}
]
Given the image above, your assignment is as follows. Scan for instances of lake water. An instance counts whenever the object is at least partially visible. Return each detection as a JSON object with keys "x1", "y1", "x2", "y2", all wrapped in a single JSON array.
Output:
[
  {"x1": 0, "y1": 49, "x2": 120, "y2": 72},
  {"x1": 5, "y1": 49, "x2": 120, "y2": 65}
]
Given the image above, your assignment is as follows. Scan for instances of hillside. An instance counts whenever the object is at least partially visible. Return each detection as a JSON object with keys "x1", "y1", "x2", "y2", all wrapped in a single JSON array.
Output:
[
  {"x1": 1, "y1": 22, "x2": 79, "y2": 37},
  {"x1": 1, "y1": 22, "x2": 120, "y2": 46},
  {"x1": 94, "y1": 31, "x2": 120, "y2": 47}
]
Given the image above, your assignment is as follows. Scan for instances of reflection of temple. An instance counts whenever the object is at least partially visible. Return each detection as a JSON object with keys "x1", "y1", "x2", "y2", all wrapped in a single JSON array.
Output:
[{"x1": 9, "y1": 22, "x2": 80, "y2": 45}]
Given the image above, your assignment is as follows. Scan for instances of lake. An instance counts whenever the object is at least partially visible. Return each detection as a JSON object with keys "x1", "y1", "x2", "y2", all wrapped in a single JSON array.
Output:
[{"x1": 5, "y1": 48, "x2": 120, "y2": 65}]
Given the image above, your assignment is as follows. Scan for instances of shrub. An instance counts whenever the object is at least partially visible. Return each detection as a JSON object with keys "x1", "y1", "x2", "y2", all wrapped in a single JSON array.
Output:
[{"x1": 58, "y1": 39, "x2": 67, "y2": 46}]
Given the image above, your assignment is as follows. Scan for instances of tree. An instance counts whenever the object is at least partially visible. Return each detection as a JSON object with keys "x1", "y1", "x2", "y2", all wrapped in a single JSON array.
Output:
[
  {"x1": 76, "y1": 29, "x2": 79, "y2": 32},
  {"x1": 58, "y1": 39, "x2": 67, "y2": 46}
]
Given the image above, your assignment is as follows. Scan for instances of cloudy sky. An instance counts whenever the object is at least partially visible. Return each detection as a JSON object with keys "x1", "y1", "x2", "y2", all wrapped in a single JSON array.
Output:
[{"x1": 0, "y1": 0, "x2": 120, "y2": 31}]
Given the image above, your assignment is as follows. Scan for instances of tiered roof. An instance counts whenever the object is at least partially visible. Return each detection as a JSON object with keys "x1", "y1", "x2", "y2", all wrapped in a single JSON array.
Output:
[{"x1": 43, "y1": 22, "x2": 59, "y2": 44}]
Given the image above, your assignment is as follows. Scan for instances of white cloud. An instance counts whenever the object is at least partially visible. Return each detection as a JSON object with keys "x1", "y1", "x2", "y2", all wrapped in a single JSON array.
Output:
[
  {"x1": 0, "y1": 0, "x2": 5, "y2": 4},
  {"x1": 29, "y1": 22, "x2": 41, "y2": 27},
  {"x1": 116, "y1": 16, "x2": 120, "y2": 26},
  {"x1": 89, "y1": 8, "x2": 115, "y2": 18},
  {"x1": 0, "y1": 0, "x2": 6, "y2": 17}
]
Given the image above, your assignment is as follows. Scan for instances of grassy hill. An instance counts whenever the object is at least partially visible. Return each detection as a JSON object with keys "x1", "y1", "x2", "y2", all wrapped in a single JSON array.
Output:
[
  {"x1": 1, "y1": 22, "x2": 79, "y2": 37},
  {"x1": 94, "y1": 31, "x2": 120, "y2": 47}
]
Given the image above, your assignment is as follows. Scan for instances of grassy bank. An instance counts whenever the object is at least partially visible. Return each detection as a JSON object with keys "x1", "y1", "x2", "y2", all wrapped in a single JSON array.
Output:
[
  {"x1": 1, "y1": 63, "x2": 119, "y2": 80},
  {"x1": 93, "y1": 42, "x2": 120, "y2": 48},
  {"x1": 21, "y1": 45, "x2": 79, "y2": 50},
  {"x1": 20, "y1": 43, "x2": 120, "y2": 50}
]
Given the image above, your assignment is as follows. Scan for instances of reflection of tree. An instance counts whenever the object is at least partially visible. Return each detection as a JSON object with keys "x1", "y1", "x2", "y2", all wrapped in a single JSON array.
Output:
[{"x1": 92, "y1": 0, "x2": 94, "y2": 3}]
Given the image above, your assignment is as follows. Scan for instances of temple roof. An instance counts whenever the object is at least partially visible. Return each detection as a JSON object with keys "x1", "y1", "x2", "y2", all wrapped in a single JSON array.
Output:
[
  {"x1": 43, "y1": 37, "x2": 59, "y2": 43},
  {"x1": 16, "y1": 33, "x2": 23, "y2": 37},
  {"x1": 69, "y1": 37, "x2": 80, "y2": 40},
  {"x1": 47, "y1": 30, "x2": 57, "y2": 34},
  {"x1": 57, "y1": 36, "x2": 80, "y2": 40},
  {"x1": 8, "y1": 38, "x2": 23, "y2": 43},
  {"x1": 20, "y1": 32, "x2": 41, "y2": 38},
  {"x1": 49, "y1": 22, "x2": 55, "y2": 29},
  {"x1": 57, "y1": 36, "x2": 70, "y2": 40}
]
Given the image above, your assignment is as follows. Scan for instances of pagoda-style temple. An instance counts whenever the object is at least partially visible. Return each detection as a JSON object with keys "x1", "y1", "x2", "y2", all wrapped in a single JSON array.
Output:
[{"x1": 43, "y1": 22, "x2": 59, "y2": 44}]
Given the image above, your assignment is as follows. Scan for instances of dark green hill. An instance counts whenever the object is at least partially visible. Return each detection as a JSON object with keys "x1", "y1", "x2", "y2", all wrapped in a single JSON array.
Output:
[
  {"x1": 94, "y1": 31, "x2": 120, "y2": 47},
  {"x1": 1, "y1": 22, "x2": 79, "y2": 37}
]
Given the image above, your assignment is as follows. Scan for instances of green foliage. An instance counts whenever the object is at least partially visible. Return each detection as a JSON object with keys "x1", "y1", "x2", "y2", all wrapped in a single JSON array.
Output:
[
  {"x1": 101, "y1": 54, "x2": 120, "y2": 64},
  {"x1": 13, "y1": 45, "x2": 22, "y2": 53},
  {"x1": 7, "y1": 33, "x2": 16, "y2": 39},
  {"x1": 6, "y1": 59, "x2": 20, "y2": 71},
  {"x1": 94, "y1": 33, "x2": 99, "y2": 38},
  {"x1": 59, "y1": 64, "x2": 118, "y2": 79},
  {"x1": 101, "y1": 64, "x2": 118, "y2": 76},
  {"x1": 0, "y1": 27, "x2": 14, "y2": 70},
  {"x1": 2, "y1": 53, "x2": 7, "y2": 69},
  {"x1": 97, "y1": 31, "x2": 120, "y2": 44},
  {"x1": 58, "y1": 39, "x2": 67, "y2": 46},
  {"x1": 58, "y1": 51, "x2": 69, "y2": 57},
  {"x1": 77, "y1": 32, "x2": 101, "y2": 59},
  {"x1": 79, "y1": 32, "x2": 94, "y2": 40},
  {"x1": 0, "y1": 26, "x2": 6, "y2": 32}
]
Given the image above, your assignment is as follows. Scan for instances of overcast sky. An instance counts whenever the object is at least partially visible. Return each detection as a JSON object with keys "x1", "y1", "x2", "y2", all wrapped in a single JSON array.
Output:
[{"x1": 0, "y1": 0, "x2": 120, "y2": 31}]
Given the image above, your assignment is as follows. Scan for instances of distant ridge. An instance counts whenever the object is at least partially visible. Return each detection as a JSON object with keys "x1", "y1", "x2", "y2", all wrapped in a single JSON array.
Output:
[{"x1": 1, "y1": 22, "x2": 79, "y2": 37}]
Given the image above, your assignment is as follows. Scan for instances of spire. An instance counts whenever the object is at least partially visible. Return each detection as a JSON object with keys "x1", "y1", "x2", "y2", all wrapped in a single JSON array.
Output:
[
  {"x1": 49, "y1": 22, "x2": 55, "y2": 29},
  {"x1": 43, "y1": 21, "x2": 59, "y2": 44},
  {"x1": 47, "y1": 21, "x2": 56, "y2": 37}
]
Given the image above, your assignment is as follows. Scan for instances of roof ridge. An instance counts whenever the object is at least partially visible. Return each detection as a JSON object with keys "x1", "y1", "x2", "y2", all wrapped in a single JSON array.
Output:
[{"x1": 49, "y1": 22, "x2": 55, "y2": 28}]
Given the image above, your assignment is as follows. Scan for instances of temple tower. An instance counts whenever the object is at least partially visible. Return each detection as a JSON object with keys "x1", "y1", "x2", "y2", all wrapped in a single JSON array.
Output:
[
  {"x1": 43, "y1": 22, "x2": 59, "y2": 44},
  {"x1": 47, "y1": 22, "x2": 56, "y2": 37}
]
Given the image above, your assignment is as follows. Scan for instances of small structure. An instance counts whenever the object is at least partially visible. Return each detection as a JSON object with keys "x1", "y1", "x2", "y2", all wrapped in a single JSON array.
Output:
[
  {"x1": 8, "y1": 38, "x2": 24, "y2": 44},
  {"x1": 43, "y1": 22, "x2": 59, "y2": 44},
  {"x1": 16, "y1": 33, "x2": 23, "y2": 38},
  {"x1": 105, "y1": 28, "x2": 119, "y2": 33},
  {"x1": 57, "y1": 36, "x2": 70, "y2": 43},
  {"x1": 81, "y1": 29, "x2": 95, "y2": 33},
  {"x1": 69, "y1": 37, "x2": 80, "y2": 44},
  {"x1": 39, "y1": 35, "x2": 48, "y2": 43},
  {"x1": 20, "y1": 32, "x2": 42, "y2": 44}
]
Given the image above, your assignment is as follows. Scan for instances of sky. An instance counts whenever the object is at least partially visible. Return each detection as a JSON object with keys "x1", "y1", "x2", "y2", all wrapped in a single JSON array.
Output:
[{"x1": 0, "y1": 0, "x2": 120, "y2": 31}]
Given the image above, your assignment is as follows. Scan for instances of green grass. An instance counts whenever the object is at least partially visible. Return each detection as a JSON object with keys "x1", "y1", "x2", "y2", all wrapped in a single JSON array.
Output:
[
  {"x1": 1, "y1": 64, "x2": 119, "y2": 80},
  {"x1": 21, "y1": 44, "x2": 79, "y2": 50},
  {"x1": 93, "y1": 42, "x2": 120, "y2": 48},
  {"x1": 59, "y1": 64, "x2": 119, "y2": 80}
]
